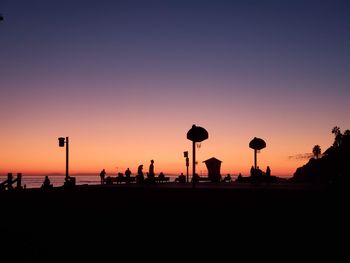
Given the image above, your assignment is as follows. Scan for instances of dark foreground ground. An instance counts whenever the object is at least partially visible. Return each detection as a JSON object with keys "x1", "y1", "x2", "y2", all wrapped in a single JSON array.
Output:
[{"x1": 0, "y1": 182, "x2": 349, "y2": 262}]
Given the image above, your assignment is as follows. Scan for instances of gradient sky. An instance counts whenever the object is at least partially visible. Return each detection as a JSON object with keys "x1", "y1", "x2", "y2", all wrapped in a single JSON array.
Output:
[{"x1": 1, "y1": 0, "x2": 349, "y2": 177}]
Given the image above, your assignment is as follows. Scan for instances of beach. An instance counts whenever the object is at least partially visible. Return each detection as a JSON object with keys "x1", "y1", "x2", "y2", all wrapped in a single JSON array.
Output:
[{"x1": 0, "y1": 181, "x2": 347, "y2": 261}]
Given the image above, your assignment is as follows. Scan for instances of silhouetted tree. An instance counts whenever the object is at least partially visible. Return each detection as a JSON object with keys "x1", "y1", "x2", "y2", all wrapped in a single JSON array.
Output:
[
  {"x1": 293, "y1": 126, "x2": 350, "y2": 185},
  {"x1": 332, "y1": 126, "x2": 340, "y2": 135},
  {"x1": 332, "y1": 126, "x2": 342, "y2": 147},
  {"x1": 312, "y1": 145, "x2": 321, "y2": 159}
]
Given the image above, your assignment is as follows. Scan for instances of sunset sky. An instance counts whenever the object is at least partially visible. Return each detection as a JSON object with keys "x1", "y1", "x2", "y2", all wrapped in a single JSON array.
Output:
[{"x1": 1, "y1": 0, "x2": 349, "y2": 177}]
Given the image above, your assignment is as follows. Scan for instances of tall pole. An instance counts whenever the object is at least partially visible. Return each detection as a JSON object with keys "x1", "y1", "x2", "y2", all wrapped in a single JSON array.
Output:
[
  {"x1": 192, "y1": 141, "x2": 196, "y2": 188},
  {"x1": 254, "y1": 149, "x2": 257, "y2": 172},
  {"x1": 186, "y1": 157, "x2": 189, "y2": 183},
  {"x1": 66, "y1": 137, "x2": 69, "y2": 179}
]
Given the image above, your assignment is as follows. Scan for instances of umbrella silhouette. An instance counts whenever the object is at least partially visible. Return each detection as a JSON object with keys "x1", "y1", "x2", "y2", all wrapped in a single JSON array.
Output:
[
  {"x1": 187, "y1": 125, "x2": 208, "y2": 142},
  {"x1": 187, "y1": 125, "x2": 208, "y2": 184},
  {"x1": 249, "y1": 137, "x2": 266, "y2": 172}
]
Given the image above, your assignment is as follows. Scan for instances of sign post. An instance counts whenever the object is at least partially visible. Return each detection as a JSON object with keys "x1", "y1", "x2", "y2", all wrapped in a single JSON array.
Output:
[
  {"x1": 184, "y1": 151, "x2": 189, "y2": 183},
  {"x1": 58, "y1": 137, "x2": 69, "y2": 180}
]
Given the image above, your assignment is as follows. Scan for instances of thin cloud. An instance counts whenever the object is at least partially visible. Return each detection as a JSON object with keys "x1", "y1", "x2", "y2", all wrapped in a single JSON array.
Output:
[{"x1": 288, "y1": 153, "x2": 313, "y2": 160}]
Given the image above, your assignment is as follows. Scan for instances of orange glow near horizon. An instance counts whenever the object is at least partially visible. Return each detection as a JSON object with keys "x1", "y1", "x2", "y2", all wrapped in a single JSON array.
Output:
[
  {"x1": 1, "y1": 80, "x2": 342, "y2": 178},
  {"x1": 0, "y1": 118, "x2": 337, "y2": 177},
  {"x1": 0, "y1": 79, "x2": 344, "y2": 178}
]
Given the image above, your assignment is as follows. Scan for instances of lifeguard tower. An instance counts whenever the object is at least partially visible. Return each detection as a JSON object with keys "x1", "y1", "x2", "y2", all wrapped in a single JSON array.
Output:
[{"x1": 203, "y1": 157, "x2": 222, "y2": 182}]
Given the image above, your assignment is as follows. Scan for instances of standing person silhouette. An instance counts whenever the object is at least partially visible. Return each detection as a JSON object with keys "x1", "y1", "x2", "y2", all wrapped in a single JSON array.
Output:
[
  {"x1": 100, "y1": 169, "x2": 106, "y2": 184},
  {"x1": 125, "y1": 168, "x2": 131, "y2": 183},
  {"x1": 149, "y1": 160, "x2": 155, "y2": 180},
  {"x1": 137, "y1": 164, "x2": 144, "y2": 183},
  {"x1": 250, "y1": 166, "x2": 255, "y2": 177}
]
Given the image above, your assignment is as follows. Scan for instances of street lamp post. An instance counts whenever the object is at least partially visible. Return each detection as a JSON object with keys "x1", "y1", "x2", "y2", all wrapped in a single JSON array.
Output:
[
  {"x1": 184, "y1": 151, "x2": 189, "y2": 183},
  {"x1": 186, "y1": 125, "x2": 209, "y2": 188},
  {"x1": 58, "y1": 137, "x2": 69, "y2": 180},
  {"x1": 249, "y1": 137, "x2": 266, "y2": 176}
]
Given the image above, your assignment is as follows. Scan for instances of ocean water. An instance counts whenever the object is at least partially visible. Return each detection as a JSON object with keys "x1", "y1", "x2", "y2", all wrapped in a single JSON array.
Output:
[
  {"x1": 0, "y1": 174, "x2": 186, "y2": 188},
  {"x1": 0, "y1": 175, "x2": 102, "y2": 189}
]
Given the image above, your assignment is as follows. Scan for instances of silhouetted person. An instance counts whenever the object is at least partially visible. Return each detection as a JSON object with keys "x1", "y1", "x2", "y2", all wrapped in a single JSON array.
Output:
[
  {"x1": 42, "y1": 176, "x2": 53, "y2": 189},
  {"x1": 179, "y1": 173, "x2": 186, "y2": 183},
  {"x1": 149, "y1": 160, "x2": 155, "y2": 179},
  {"x1": 125, "y1": 168, "x2": 131, "y2": 177},
  {"x1": 223, "y1": 174, "x2": 232, "y2": 182},
  {"x1": 250, "y1": 166, "x2": 255, "y2": 177},
  {"x1": 100, "y1": 169, "x2": 106, "y2": 184},
  {"x1": 137, "y1": 165, "x2": 143, "y2": 175},
  {"x1": 125, "y1": 168, "x2": 131, "y2": 183},
  {"x1": 137, "y1": 164, "x2": 144, "y2": 183},
  {"x1": 266, "y1": 166, "x2": 271, "y2": 177},
  {"x1": 175, "y1": 173, "x2": 186, "y2": 183}
]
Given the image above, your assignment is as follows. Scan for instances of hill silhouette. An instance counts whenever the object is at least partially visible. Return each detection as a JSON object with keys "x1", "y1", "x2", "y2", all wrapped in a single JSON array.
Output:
[{"x1": 292, "y1": 127, "x2": 350, "y2": 186}]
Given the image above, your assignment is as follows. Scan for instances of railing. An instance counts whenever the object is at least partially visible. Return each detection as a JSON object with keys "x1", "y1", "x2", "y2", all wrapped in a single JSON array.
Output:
[{"x1": 0, "y1": 173, "x2": 23, "y2": 190}]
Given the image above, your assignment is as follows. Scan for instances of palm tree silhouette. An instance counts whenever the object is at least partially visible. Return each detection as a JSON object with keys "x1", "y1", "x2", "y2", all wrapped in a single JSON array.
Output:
[{"x1": 332, "y1": 126, "x2": 343, "y2": 147}]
